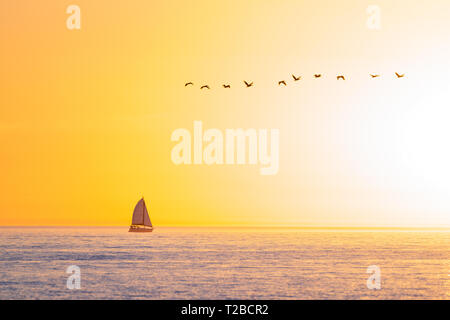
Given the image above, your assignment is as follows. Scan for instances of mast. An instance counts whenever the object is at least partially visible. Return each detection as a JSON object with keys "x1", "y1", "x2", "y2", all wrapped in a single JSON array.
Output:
[{"x1": 142, "y1": 197, "x2": 145, "y2": 225}]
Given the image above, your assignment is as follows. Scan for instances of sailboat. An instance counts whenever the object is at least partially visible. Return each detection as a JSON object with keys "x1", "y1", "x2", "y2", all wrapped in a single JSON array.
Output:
[{"x1": 128, "y1": 197, "x2": 153, "y2": 232}]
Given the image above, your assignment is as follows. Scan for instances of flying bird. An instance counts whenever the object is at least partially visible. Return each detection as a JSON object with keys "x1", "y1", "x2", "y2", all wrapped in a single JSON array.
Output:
[
  {"x1": 370, "y1": 74, "x2": 380, "y2": 78},
  {"x1": 292, "y1": 74, "x2": 301, "y2": 81},
  {"x1": 244, "y1": 81, "x2": 253, "y2": 87},
  {"x1": 337, "y1": 75, "x2": 345, "y2": 80},
  {"x1": 223, "y1": 84, "x2": 231, "y2": 88},
  {"x1": 314, "y1": 74, "x2": 322, "y2": 78},
  {"x1": 200, "y1": 85, "x2": 210, "y2": 90},
  {"x1": 395, "y1": 72, "x2": 405, "y2": 78},
  {"x1": 185, "y1": 82, "x2": 194, "y2": 86},
  {"x1": 278, "y1": 80, "x2": 287, "y2": 86}
]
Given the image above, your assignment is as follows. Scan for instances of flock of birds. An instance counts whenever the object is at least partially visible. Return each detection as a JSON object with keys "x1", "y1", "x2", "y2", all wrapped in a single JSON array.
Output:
[{"x1": 185, "y1": 73, "x2": 405, "y2": 89}]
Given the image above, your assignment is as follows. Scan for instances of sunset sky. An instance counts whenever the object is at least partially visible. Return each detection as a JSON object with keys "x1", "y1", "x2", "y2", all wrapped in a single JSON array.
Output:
[{"x1": 1, "y1": 0, "x2": 450, "y2": 227}]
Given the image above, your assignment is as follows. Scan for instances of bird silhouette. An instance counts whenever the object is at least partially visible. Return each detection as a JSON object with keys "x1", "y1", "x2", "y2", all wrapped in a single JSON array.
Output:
[
  {"x1": 185, "y1": 82, "x2": 194, "y2": 86},
  {"x1": 292, "y1": 74, "x2": 301, "y2": 81},
  {"x1": 223, "y1": 84, "x2": 231, "y2": 88},
  {"x1": 314, "y1": 74, "x2": 322, "y2": 78},
  {"x1": 200, "y1": 85, "x2": 210, "y2": 90},
  {"x1": 370, "y1": 74, "x2": 380, "y2": 78},
  {"x1": 244, "y1": 81, "x2": 253, "y2": 87},
  {"x1": 337, "y1": 75, "x2": 345, "y2": 80},
  {"x1": 278, "y1": 80, "x2": 287, "y2": 86},
  {"x1": 395, "y1": 72, "x2": 405, "y2": 78}
]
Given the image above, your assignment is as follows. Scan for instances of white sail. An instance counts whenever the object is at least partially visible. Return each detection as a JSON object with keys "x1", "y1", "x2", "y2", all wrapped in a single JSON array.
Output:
[{"x1": 131, "y1": 198, "x2": 152, "y2": 227}]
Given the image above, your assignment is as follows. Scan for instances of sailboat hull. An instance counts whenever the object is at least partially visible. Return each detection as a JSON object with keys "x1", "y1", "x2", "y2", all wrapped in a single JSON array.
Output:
[{"x1": 128, "y1": 226, "x2": 153, "y2": 233}]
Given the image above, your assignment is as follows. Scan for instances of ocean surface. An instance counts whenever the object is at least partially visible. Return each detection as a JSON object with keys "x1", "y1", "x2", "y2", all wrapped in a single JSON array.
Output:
[{"x1": 0, "y1": 227, "x2": 448, "y2": 299}]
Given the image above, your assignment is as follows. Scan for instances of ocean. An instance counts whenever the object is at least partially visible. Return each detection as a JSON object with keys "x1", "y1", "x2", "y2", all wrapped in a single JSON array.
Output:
[{"x1": 0, "y1": 227, "x2": 448, "y2": 299}]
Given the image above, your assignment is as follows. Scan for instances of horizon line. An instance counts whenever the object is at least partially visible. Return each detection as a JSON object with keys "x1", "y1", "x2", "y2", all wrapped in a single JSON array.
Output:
[{"x1": 1, "y1": 225, "x2": 450, "y2": 230}]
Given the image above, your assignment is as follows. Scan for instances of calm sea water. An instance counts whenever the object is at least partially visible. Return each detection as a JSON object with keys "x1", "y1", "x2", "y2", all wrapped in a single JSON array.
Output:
[{"x1": 0, "y1": 227, "x2": 448, "y2": 299}]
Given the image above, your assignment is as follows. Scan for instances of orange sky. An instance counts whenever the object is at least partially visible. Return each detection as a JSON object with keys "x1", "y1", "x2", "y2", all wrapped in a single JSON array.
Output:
[{"x1": 1, "y1": 0, "x2": 450, "y2": 227}]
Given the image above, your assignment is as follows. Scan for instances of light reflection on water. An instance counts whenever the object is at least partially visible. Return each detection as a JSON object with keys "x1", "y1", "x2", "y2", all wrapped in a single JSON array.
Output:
[{"x1": 0, "y1": 227, "x2": 448, "y2": 299}]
